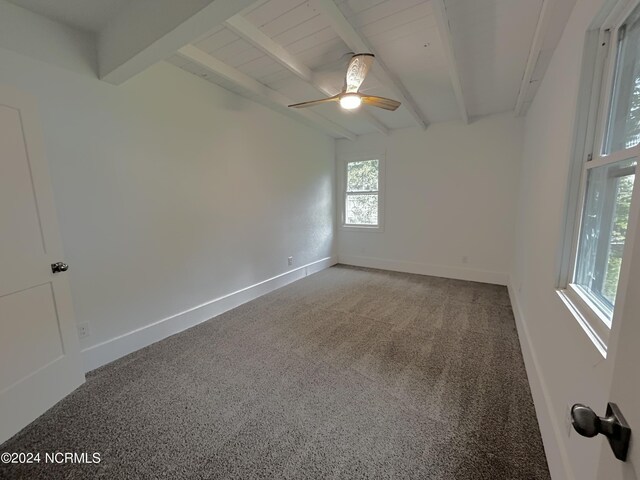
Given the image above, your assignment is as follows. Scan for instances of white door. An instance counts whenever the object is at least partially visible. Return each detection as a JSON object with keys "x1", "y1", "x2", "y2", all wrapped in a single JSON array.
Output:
[
  {"x1": 0, "y1": 86, "x2": 84, "y2": 445},
  {"x1": 595, "y1": 203, "x2": 640, "y2": 479}
]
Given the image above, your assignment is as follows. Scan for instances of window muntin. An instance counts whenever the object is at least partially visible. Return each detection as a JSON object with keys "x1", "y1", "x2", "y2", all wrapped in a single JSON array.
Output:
[{"x1": 344, "y1": 159, "x2": 380, "y2": 227}]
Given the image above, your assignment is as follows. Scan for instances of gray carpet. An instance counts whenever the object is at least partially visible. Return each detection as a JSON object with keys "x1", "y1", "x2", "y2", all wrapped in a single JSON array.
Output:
[{"x1": 0, "y1": 265, "x2": 549, "y2": 479}]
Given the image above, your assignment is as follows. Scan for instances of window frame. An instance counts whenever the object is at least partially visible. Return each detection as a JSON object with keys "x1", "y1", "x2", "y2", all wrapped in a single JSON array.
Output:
[
  {"x1": 558, "y1": 0, "x2": 640, "y2": 357},
  {"x1": 338, "y1": 153, "x2": 385, "y2": 232}
]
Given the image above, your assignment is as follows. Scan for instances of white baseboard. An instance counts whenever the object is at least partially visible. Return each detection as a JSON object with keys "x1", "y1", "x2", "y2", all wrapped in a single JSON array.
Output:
[
  {"x1": 81, "y1": 256, "x2": 338, "y2": 372},
  {"x1": 507, "y1": 279, "x2": 574, "y2": 480},
  {"x1": 338, "y1": 254, "x2": 508, "y2": 285}
]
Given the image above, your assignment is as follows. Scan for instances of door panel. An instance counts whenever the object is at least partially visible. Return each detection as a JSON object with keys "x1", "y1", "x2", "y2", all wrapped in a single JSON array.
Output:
[
  {"x1": 0, "y1": 86, "x2": 84, "y2": 445},
  {"x1": 0, "y1": 105, "x2": 45, "y2": 259},
  {"x1": 596, "y1": 161, "x2": 640, "y2": 478},
  {"x1": 0, "y1": 103, "x2": 50, "y2": 298},
  {"x1": 0, "y1": 284, "x2": 64, "y2": 389}
]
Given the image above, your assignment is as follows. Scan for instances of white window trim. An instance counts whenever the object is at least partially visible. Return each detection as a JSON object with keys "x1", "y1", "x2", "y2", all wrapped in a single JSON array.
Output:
[
  {"x1": 558, "y1": 0, "x2": 640, "y2": 357},
  {"x1": 338, "y1": 153, "x2": 385, "y2": 232}
]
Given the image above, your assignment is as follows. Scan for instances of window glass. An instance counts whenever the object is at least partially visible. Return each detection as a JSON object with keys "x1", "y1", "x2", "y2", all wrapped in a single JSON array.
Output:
[
  {"x1": 344, "y1": 159, "x2": 380, "y2": 227},
  {"x1": 346, "y1": 194, "x2": 378, "y2": 225},
  {"x1": 347, "y1": 160, "x2": 378, "y2": 192},
  {"x1": 574, "y1": 157, "x2": 636, "y2": 316},
  {"x1": 604, "y1": 4, "x2": 640, "y2": 154}
]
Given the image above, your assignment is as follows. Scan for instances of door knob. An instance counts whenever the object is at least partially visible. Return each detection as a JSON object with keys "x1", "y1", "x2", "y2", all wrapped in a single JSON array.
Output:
[
  {"x1": 51, "y1": 262, "x2": 69, "y2": 273},
  {"x1": 571, "y1": 402, "x2": 631, "y2": 461}
]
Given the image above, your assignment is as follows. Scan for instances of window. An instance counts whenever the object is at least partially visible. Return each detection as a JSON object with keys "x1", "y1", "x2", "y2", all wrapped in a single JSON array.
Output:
[
  {"x1": 560, "y1": 0, "x2": 640, "y2": 355},
  {"x1": 341, "y1": 156, "x2": 384, "y2": 230},
  {"x1": 573, "y1": 157, "x2": 636, "y2": 318}
]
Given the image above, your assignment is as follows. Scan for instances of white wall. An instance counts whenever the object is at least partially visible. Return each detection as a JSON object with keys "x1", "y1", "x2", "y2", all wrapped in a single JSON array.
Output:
[
  {"x1": 0, "y1": 4, "x2": 336, "y2": 371},
  {"x1": 336, "y1": 113, "x2": 524, "y2": 285},
  {"x1": 511, "y1": 0, "x2": 615, "y2": 479},
  {"x1": 0, "y1": 0, "x2": 96, "y2": 76}
]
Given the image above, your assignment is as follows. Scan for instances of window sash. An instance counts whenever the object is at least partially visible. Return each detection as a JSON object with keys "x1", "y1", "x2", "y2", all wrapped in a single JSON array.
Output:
[
  {"x1": 562, "y1": 1, "x2": 640, "y2": 347},
  {"x1": 345, "y1": 159, "x2": 379, "y2": 193},
  {"x1": 594, "y1": 0, "x2": 640, "y2": 161},
  {"x1": 342, "y1": 157, "x2": 383, "y2": 229},
  {"x1": 344, "y1": 192, "x2": 379, "y2": 226},
  {"x1": 569, "y1": 156, "x2": 638, "y2": 340}
]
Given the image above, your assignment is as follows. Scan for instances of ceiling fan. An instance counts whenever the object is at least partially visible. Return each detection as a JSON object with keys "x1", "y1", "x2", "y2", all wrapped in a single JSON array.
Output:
[{"x1": 288, "y1": 53, "x2": 401, "y2": 112}]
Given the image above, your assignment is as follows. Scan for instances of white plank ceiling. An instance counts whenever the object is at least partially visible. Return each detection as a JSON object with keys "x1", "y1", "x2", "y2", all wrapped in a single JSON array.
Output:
[{"x1": 9, "y1": 0, "x2": 578, "y2": 138}]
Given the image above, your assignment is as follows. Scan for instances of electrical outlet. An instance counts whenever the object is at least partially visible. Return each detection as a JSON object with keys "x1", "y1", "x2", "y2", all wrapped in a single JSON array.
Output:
[
  {"x1": 77, "y1": 322, "x2": 90, "y2": 339},
  {"x1": 288, "y1": 256, "x2": 293, "y2": 266}
]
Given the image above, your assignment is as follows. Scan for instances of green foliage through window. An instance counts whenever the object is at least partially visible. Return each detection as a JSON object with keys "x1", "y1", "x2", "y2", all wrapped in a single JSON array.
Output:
[
  {"x1": 575, "y1": 158, "x2": 636, "y2": 314},
  {"x1": 347, "y1": 160, "x2": 379, "y2": 192},
  {"x1": 345, "y1": 159, "x2": 379, "y2": 226},
  {"x1": 603, "y1": 173, "x2": 635, "y2": 302}
]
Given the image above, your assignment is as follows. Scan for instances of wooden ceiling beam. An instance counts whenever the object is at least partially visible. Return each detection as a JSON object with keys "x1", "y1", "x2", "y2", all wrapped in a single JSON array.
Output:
[
  {"x1": 312, "y1": 0, "x2": 429, "y2": 129},
  {"x1": 225, "y1": 14, "x2": 389, "y2": 135},
  {"x1": 514, "y1": 0, "x2": 552, "y2": 116},
  {"x1": 432, "y1": 0, "x2": 469, "y2": 124},
  {"x1": 177, "y1": 45, "x2": 357, "y2": 140},
  {"x1": 98, "y1": 0, "x2": 255, "y2": 85}
]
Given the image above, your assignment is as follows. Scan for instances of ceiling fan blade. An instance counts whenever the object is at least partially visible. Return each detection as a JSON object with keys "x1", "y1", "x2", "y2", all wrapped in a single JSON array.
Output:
[
  {"x1": 288, "y1": 96, "x2": 339, "y2": 108},
  {"x1": 344, "y1": 53, "x2": 375, "y2": 93},
  {"x1": 361, "y1": 95, "x2": 401, "y2": 111}
]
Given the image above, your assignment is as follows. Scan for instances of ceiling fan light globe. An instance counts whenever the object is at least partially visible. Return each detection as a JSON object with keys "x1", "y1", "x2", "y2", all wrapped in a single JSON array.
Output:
[{"x1": 339, "y1": 94, "x2": 362, "y2": 110}]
